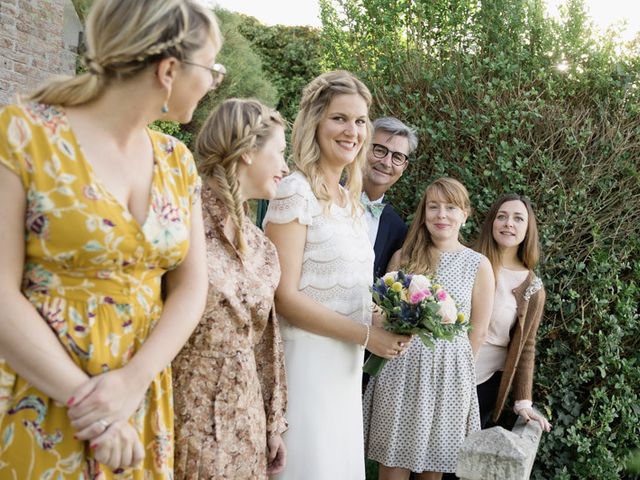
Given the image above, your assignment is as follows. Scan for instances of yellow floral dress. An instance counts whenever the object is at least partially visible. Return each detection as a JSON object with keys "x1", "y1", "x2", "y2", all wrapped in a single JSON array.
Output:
[{"x1": 0, "y1": 103, "x2": 201, "y2": 479}]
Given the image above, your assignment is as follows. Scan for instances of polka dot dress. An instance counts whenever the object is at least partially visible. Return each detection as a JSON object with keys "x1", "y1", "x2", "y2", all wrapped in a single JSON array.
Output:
[{"x1": 363, "y1": 248, "x2": 482, "y2": 473}]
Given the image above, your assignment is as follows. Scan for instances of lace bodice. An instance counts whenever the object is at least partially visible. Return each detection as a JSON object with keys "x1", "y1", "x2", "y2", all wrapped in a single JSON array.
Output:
[{"x1": 264, "y1": 172, "x2": 374, "y2": 338}]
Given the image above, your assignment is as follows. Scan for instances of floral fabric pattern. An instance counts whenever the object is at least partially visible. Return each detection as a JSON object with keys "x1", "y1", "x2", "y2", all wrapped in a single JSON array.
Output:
[
  {"x1": 172, "y1": 184, "x2": 287, "y2": 479},
  {"x1": 0, "y1": 103, "x2": 200, "y2": 479}
]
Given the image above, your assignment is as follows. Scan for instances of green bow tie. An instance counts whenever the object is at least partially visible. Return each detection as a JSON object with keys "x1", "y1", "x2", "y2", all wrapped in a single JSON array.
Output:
[{"x1": 361, "y1": 193, "x2": 385, "y2": 219}]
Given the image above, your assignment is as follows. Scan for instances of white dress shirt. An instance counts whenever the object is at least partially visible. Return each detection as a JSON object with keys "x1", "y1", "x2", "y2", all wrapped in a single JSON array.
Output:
[{"x1": 362, "y1": 193, "x2": 384, "y2": 247}]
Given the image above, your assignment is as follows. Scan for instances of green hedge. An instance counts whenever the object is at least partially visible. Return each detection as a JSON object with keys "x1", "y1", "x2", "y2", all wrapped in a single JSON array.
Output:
[
  {"x1": 321, "y1": 0, "x2": 640, "y2": 477},
  {"x1": 238, "y1": 16, "x2": 323, "y2": 124}
]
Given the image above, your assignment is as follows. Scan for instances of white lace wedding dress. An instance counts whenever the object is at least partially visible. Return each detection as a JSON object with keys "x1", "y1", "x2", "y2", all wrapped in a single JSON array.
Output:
[{"x1": 264, "y1": 171, "x2": 373, "y2": 480}]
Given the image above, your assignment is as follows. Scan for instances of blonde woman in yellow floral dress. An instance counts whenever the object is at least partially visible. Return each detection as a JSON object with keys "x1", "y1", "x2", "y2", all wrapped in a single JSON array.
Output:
[
  {"x1": 172, "y1": 98, "x2": 290, "y2": 479},
  {"x1": 0, "y1": 0, "x2": 222, "y2": 478}
]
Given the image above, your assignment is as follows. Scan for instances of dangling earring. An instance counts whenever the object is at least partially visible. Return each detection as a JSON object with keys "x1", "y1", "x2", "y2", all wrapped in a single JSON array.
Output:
[{"x1": 161, "y1": 88, "x2": 171, "y2": 114}]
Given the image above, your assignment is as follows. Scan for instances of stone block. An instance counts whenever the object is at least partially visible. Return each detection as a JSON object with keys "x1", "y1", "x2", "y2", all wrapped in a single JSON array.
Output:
[{"x1": 456, "y1": 411, "x2": 544, "y2": 480}]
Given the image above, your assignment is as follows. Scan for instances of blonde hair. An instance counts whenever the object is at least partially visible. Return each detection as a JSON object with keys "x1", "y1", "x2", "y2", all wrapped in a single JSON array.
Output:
[
  {"x1": 26, "y1": 0, "x2": 222, "y2": 107},
  {"x1": 291, "y1": 70, "x2": 372, "y2": 215},
  {"x1": 196, "y1": 98, "x2": 285, "y2": 254},
  {"x1": 400, "y1": 177, "x2": 471, "y2": 274}
]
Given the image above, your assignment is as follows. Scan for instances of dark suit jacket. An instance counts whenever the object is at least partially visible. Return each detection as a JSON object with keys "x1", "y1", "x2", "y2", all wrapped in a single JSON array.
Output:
[
  {"x1": 373, "y1": 203, "x2": 408, "y2": 279},
  {"x1": 363, "y1": 203, "x2": 409, "y2": 388}
]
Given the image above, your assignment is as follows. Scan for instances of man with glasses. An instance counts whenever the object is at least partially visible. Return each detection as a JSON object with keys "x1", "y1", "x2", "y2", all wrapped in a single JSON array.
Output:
[{"x1": 362, "y1": 117, "x2": 418, "y2": 279}]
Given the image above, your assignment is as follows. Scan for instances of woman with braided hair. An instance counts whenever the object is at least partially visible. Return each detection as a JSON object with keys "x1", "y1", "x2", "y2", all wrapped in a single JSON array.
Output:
[
  {"x1": 0, "y1": 0, "x2": 222, "y2": 477},
  {"x1": 264, "y1": 70, "x2": 410, "y2": 479},
  {"x1": 171, "y1": 98, "x2": 289, "y2": 479}
]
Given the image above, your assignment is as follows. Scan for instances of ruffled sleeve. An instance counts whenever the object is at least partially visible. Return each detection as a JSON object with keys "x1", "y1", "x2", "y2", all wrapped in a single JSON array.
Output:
[
  {"x1": 263, "y1": 171, "x2": 318, "y2": 227},
  {"x1": 0, "y1": 105, "x2": 34, "y2": 189}
]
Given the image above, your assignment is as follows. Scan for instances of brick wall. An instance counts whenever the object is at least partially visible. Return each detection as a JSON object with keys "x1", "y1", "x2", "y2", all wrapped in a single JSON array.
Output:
[{"x1": 0, "y1": 0, "x2": 79, "y2": 106}]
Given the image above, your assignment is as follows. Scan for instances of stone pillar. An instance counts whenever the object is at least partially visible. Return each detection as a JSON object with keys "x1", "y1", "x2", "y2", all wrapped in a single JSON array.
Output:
[{"x1": 456, "y1": 411, "x2": 545, "y2": 480}]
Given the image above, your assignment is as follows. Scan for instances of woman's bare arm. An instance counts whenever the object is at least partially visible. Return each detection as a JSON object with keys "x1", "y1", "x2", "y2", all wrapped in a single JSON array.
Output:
[
  {"x1": 265, "y1": 221, "x2": 409, "y2": 358},
  {"x1": 469, "y1": 256, "x2": 495, "y2": 355},
  {"x1": 0, "y1": 164, "x2": 89, "y2": 402}
]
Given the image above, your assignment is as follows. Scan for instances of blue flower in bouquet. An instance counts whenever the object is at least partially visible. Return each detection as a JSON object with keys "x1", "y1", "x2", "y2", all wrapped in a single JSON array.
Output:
[
  {"x1": 372, "y1": 279, "x2": 388, "y2": 298},
  {"x1": 400, "y1": 302, "x2": 420, "y2": 326},
  {"x1": 400, "y1": 272, "x2": 413, "y2": 288}
]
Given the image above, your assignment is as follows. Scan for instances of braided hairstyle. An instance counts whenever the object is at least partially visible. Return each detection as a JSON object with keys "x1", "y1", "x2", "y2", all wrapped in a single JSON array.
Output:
[
  {"x1": 196, "y1": 98, "x2": 285, "y2": 254},
  {"x1": 291, "y1": 70, "x2": 372, "y2": 216},
  {"x1": 27, "y1": 0, "x2": 221, "y2": 107}
]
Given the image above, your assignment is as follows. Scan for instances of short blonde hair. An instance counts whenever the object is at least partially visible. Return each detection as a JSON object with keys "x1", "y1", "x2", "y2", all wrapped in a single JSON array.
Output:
[
  {"x1": 196, "y1": 98, "x2": 285, "y2": 254},
  {"x1": 27, "y1": 0, "x2": 222, "y2": 108},
  {"x1": 291, "y1": 70, "x2": 372, "y2": 215}
]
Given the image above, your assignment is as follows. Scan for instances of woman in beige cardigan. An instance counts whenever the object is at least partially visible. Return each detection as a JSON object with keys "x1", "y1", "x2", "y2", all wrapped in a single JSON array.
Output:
[{"x1": 475, "y1": 193, "x2": 552, "y2": 431}]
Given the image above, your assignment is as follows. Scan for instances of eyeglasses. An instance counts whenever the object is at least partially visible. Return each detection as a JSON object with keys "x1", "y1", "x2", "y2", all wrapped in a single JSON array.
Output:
[
  {"x1": 371, "y1": 143, "x2": 409, "y2": 166},
  {"x1": 182, "y1": 61, "x2": 226, "y2": 89}
]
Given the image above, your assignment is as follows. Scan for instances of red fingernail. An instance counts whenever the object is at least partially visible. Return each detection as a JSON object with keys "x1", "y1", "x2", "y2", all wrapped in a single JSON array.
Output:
[
  {"x1": 67, "y1": 397, "x2": 75, "y2": 406},
  {"x1": 90, "y1": 443, "x2": 98, "y2": 449}
]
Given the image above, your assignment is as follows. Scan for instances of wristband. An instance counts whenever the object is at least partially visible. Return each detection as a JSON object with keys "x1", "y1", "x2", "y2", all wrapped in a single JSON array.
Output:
[{"x1": 514, "y1": 399, "x2": 533, "y2": 415}]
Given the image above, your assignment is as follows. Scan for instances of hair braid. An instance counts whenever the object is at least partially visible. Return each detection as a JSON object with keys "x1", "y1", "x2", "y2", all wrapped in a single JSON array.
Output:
[
  {"x1": 135, "y1": 28, "x2": 189, "y2": 61},
  {"x1": 225, "y1": 161, "x2": 248, "y2": 254},
  {"x1": 196, "y1": 98, "x2": 286, "y2": 256},
  {"x1": 26, "y1": 0, "x2": 221, "y2": 107},
  {"x1": 210, "y1": 163, "x2": 241, "y2": 236}
]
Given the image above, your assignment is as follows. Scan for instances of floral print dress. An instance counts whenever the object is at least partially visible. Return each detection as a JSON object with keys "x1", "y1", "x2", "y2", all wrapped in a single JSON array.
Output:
[
  {"x1": 172, "y1": 184, "x2": 287, "y2": 479},
  {"x1": 0, "y1": 103, "x2": 201, "y2": 479}
]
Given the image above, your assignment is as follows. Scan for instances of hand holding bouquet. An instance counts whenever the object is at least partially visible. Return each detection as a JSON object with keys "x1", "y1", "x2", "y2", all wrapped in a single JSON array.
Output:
[{"x1": 364, "y1": 270, "x2": 469, "y2": 376}]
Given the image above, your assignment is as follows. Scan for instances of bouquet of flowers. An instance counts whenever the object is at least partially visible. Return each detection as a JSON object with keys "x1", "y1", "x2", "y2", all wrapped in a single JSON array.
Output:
[{"x1": 364, "y1": 270, "x2": 469, "y2": 376}]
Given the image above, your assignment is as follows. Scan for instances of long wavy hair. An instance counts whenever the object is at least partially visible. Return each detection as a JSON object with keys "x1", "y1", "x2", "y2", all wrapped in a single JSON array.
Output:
[
  {"x1": 399, "y1": 177, "x2": 471, "y2": 275},
  {"x1": 476, "y1": 193, "x2": 540, "y2": 276},
  {"x1": 291, "y1": 70, "x2": 372, "y2": 215},
  {"x1": 26, "y1": 0, "x2": 221, "y2": 107},
  {"x1": 196, "y1": 98, "x2": 285, "y2": 254}
]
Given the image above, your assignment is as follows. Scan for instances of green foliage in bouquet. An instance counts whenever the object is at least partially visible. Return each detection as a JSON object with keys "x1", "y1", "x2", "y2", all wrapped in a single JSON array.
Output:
[
  {"x1": 372, "y1": 273, "x2": 467, "y2": 347},
  {"x1": 365, "y1": 271, "x2": 468, "y2": 376}
]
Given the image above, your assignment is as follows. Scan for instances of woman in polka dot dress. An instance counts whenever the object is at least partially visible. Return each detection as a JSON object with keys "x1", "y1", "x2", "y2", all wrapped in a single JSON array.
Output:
[{"x1": 363, "y1": 177, "x2": 495, "y2": 480}]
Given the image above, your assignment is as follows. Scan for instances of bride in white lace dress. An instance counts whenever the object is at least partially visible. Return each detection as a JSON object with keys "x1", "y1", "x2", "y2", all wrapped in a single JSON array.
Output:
[{"x1": 264, "y1": 71, "x2": 411, "y2": 480}]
